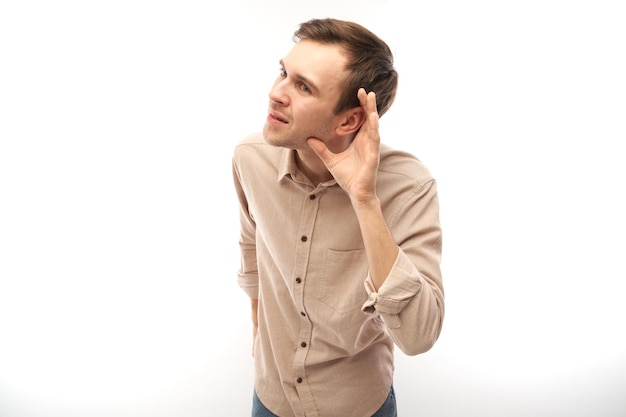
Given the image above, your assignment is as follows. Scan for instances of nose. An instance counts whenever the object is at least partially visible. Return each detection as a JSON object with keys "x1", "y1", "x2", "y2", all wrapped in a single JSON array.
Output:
[{"x1": 268, "y1": 78, "x2": 289, "y2": 106}]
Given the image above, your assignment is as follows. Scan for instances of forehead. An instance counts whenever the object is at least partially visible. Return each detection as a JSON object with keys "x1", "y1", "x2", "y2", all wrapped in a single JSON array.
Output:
[{"x1": 283, "y1": 40, "x2": 349, "y2": 93}]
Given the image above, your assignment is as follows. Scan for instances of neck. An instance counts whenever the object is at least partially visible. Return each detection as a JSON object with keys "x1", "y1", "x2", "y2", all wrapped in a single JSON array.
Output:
[{"x1": 295, "y1": 150, "x2": 333, "y2": 186}]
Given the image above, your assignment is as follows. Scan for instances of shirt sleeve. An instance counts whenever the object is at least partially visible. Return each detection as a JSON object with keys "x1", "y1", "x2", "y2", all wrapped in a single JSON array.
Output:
[
  {"x1": 237, "y1": 244, "x2": 258, "y2": 299},
  {"x1": 233, "y1": 149, "x2": 259, "y2": 300},
  {"x1": 361, "y1": 180, "x2": 445, "y2": 356}
]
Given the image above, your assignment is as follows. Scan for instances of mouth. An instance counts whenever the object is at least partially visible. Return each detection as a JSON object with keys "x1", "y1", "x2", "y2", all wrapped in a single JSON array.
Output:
[{"x1": 268, "y1": 111, "x2": 288, "y2": 124}]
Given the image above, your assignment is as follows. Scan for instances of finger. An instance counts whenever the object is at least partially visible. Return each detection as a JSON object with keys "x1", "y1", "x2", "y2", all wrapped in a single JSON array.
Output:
[
  {"x1": 357, "y1": 88, "x2": 378, "y2": 117},
  {"x1": 357, "y1": 87, "x2": 368, "y2": 106},
  {"x1": 307, "y1": 137, "x2": 330, "y2": 160},
  {"x1": 367, "y1": 91, "x2": 378, "y2": 116},
  {"x1": 369, "y1": 110, "x2": 380, "y2": 132}
]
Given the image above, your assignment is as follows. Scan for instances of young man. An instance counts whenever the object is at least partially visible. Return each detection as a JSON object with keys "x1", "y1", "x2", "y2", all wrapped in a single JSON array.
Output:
[{"x1": 232, "y1": 18, "x2": 444, "y2": 417}]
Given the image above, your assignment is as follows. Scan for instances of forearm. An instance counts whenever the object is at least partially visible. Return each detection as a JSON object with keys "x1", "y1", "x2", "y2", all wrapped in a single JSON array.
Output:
[
  {"x1": 251, "y1": 298, "x2": 258, "y2": 356},
  {"x1": 251, "y1": 298, "x2": 258, "y2": 326},
  {"x1": 352, "y1": 196, "x2": 399, "y2": 291}
]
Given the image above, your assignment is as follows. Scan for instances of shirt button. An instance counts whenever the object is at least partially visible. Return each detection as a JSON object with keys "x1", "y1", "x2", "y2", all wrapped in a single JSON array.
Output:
[
  {"x1": 295, "y1": 277, "x2": 302, "y2": 284},
  {"x1": 297, "y1": 377, "x2": 303, "y2": 384},
  {"x1": 301, "y1": 236, "x2": 307, "y2": 242},
  {"x1": 301, "y1": 342, "x2": 307, "y2": 348}
]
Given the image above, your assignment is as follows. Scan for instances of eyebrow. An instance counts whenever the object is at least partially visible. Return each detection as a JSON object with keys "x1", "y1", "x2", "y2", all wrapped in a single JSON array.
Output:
[{"x1": 279, "y1": 59, "x2": 320, "y2": 95}]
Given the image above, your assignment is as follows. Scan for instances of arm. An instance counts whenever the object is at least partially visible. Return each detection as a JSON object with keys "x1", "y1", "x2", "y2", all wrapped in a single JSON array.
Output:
[
  {"x1": 351, "y1": 196, "x2": 398, "y2": 291},
  {"x1": 362, "y1": 179, "x2": 444, "y2": 355},
  {"x1": 251, "y1": 298, "x2": 258, "y2": 356},
  {"x1": 233, "y1": 148, "x2": 261, "y2": 356}
]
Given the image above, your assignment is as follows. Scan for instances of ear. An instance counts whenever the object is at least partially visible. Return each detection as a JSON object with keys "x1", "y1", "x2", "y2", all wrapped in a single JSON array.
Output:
[{"x1": 335, "y1": 107, "x2": 365, "y2": 136}]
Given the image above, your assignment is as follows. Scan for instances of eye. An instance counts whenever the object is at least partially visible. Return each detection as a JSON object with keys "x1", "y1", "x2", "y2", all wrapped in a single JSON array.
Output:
[
  {"x1": 279, "y1": 67, "x2": 287, "y2": 77},
  {"x1": 297, "y1": 82, "x2": 311, "y2": 93}
]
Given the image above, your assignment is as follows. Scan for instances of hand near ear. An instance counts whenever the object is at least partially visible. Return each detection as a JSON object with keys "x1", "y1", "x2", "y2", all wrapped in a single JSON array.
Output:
[{"x1": 307, "y1": 88, "x2": 381, "y2": 205}]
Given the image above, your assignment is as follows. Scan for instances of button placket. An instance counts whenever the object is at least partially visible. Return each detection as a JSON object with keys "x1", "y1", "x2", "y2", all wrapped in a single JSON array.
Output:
[{"x1": 291, "y1": 188, "x2": 322, "y2": 408}]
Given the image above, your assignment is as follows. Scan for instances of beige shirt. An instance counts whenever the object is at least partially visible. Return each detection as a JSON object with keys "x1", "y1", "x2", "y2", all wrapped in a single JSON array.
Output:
[{"x1": 233, "y1": 133, "x2": 444, "y2": 417}]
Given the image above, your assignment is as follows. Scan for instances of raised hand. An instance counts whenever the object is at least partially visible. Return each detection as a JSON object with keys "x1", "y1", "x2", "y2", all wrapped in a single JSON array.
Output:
[{"x1": 307, "y1": 88, "x2": 381, "y2": 205}]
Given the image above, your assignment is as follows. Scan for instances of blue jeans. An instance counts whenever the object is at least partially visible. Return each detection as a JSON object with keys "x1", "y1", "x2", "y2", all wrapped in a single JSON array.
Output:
[{"x1": 252, "y1": 385, "x2": 397, "y2": 417}]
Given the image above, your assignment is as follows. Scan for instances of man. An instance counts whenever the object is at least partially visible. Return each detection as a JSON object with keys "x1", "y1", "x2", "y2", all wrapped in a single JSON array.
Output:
[{"x1": 232, "y1": 18, "x2": 444, "y2": 417}]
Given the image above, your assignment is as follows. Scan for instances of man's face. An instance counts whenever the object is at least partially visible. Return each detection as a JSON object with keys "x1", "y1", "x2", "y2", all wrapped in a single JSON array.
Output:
[{"x1": 263, "y1": 40, "x2": 350, "y2": 151}]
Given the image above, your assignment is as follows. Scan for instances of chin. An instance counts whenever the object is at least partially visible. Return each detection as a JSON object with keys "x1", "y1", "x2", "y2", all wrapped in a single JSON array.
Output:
[{"x1": 262, "y1": 133, "x2": 285, "y2": 148}]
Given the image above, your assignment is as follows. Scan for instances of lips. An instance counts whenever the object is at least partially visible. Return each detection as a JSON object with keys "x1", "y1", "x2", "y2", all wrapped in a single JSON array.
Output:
[{"x1": 269, "y1": 111, "x2": 288, "y2": 124}]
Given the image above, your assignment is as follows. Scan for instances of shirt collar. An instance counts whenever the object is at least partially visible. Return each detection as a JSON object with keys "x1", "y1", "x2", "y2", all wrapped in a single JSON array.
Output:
[
  {"x1": 277, "y1": 148, "x2": 337, "y2": 187},
  {"x1": 278, "y1": 148, "x2": 297, "y2": 182}
]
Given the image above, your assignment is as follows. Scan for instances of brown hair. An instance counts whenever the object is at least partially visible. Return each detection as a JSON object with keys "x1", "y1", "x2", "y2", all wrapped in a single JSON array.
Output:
[{"x1": 293, "y1": 18, "x2": 398, "y2": 117}]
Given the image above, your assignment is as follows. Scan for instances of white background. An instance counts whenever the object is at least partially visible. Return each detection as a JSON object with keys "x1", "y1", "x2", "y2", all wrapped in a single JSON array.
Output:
[{"x1": 1, "y1": 0, "x2": 625, "y2": 416}]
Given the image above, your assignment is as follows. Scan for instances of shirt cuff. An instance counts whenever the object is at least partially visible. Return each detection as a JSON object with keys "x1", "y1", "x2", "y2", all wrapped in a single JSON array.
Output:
[
  {"x1": 361, "y1": 250, "x2": 423, "y2": 320},
  {"x1": 237, "y1": 272, "x2": 259, "y2": 299}
]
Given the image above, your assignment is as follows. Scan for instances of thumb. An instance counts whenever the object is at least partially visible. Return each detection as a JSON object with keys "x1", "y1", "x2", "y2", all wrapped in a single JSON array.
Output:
[{"x1": 306, "y1": 137, "x2": 328, "y2": 159}]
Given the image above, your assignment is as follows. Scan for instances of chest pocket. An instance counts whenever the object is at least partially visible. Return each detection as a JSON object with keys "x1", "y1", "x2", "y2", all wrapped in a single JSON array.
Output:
[{"x1": 318, "y1": 248, "x2": 369, "y2": 314}]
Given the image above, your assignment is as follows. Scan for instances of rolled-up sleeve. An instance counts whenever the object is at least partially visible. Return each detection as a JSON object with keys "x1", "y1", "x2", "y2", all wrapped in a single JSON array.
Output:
[
  {"x1": 237, "y1": 244, "x2": 258, "y2": 299},
  {"x1": 362, "y1": 251, "x2": 444, "y2": 356}
]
